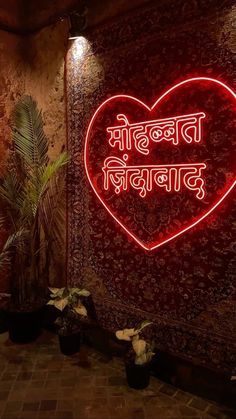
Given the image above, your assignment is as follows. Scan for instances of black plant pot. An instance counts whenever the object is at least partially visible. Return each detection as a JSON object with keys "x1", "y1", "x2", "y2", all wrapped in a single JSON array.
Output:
[
  {"x1": 40, "y1": 305, "x2": 59, "y2": 333},
  {"x1": 0, "y1": 310, "x2": 8, "y2": 334},
  {"x1": 8, "y1": 310, "x2": 41, "y2": 343},
  {"x1": 125, "y1": 362, "x2": 150, "y2": 389},
  {"x1": 58, "y1": 332, "x2": 81, "y2": 356}
]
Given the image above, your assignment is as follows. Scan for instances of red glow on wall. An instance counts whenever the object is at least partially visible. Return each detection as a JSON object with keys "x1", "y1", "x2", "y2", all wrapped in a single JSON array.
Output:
[{"x1": 84, "y1": 77, "x2": 236, "y2": 251}]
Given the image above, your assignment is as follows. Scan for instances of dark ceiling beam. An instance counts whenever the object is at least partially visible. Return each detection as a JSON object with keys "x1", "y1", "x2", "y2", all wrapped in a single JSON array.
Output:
[
  {"x1": 0, "y1": 19, "x2": 25, "y2": 35},
  {"x1": 0, "y1": 16, "x2": 67, "y2": 36},
  {"x1": 21, "y1": 0, "x2": 80, "y2": 34},
  {"x1": 0, "y1": 0, "x2": 235, "y2": 37},
  {"x1": 0, "y1": 0, "x2": 80, "y2": 36}
]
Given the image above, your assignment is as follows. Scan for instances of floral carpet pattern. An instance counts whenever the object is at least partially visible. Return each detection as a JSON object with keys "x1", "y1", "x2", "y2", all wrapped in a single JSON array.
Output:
[{"x1": 66, "y1": 0, "x2": 236, "y2": 372}]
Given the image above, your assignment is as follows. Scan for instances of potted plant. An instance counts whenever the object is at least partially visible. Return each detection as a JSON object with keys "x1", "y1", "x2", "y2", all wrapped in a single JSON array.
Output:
[
  {"x1": 47, "y1": 287, "x2": 90, "y2": 355},
  {"x1": 0, "y1": 96, "x2": 69, "y2": 343},
  {"x1": 116, "y1": 320, "x2": 154, "y2": 389},
  {"x1": 0, "y1": 217, "x2": 27, "y2": 333}
]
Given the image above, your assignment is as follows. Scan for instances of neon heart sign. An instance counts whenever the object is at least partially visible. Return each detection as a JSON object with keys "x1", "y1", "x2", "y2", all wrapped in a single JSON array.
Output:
[{"x1": 85, "y1": 77, "x2": 236, "y2": 251}]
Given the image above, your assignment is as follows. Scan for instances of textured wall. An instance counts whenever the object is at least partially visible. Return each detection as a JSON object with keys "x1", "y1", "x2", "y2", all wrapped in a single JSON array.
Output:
[
  {"x1": 0, "y1": 30, "x2": 24, "y2": 292},
  {"x1": 0, "y1": 30, "x2": 24, "y2": 169},
  {"x1": 24, "y1": 22, "x2": 68, "y2": 159},
  {"x1": 66, "y1": 0, "x2": 236, "y2": 373},
  {"x1": 23, "y1": 22, "x2": 69, "y2": 284},
  {"x1": 0, "y1": 22, "x2": 69, "y2": 289}
]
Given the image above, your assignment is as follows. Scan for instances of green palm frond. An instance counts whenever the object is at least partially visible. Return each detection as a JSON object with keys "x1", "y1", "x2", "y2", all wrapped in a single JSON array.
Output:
[
  {"x1": 39, "y1": 169, "x2": 66, "y2": 250},
  {"x1": 12, "y1": 95, "x2": 48, "y2": 170},
  {"x1": 20, "y1": 179, "x2": 39, "y2": 221},
  {"x1": 2, "y1": 228, "x2": 28, "y2": 253},
  {"x1": 40, "y1": 152, "x2": 69, "y2": 194},
  {"x1": 0, "y1": 171, "x2": 24, "y2": 212},
  {"x1": 0, "y1": 216, "x2": 4, "y2": 229},
  {"x1": 0, "y1": 228, "x2": 28, "y2": 269},
  {"x1": 19, "y1": 152, "x2": 68, "y2": 222}
]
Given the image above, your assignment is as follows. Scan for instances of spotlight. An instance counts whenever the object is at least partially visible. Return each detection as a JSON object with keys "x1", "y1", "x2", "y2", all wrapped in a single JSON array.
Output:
[
  {"x1": 69, "y1": 4, "x2": 88, "y2": 40},
  {"x1": 72, "y1": 36, "x2": 89, "y2": 60}
]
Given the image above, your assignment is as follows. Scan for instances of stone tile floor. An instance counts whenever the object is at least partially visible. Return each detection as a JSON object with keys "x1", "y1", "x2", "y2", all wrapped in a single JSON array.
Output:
[{"x1": 0, "y1": 331, "x2": 235, "y2": 419}]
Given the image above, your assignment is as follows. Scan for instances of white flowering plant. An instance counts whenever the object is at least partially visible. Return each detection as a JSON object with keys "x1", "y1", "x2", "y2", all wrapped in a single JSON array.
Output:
[
  {"x1": 116, "y1": 320, "x2": 155, "y2": 365},
  {"x1": 47, "y1": 287, "x2": 90, "y2": 335}
]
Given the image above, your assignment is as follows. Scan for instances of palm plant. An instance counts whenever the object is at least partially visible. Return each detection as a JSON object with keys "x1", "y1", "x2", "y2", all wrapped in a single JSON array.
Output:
[
  {"x1": 0, "y1": 216, "x2": 27, "y2": 303},
  {"x1": 0, "y1": 216, "x2": 27, "y2": 271},
  {"x1": 0, "y1": 96, "x2": 69, "y2": 308}
]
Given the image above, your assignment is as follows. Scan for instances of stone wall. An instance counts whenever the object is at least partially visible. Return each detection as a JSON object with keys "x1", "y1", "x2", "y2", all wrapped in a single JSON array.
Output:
[
  {"x1": 0, "y1": 22, "x2": 69, "y2": 290},
  {"x1": 24, "y1": 22, "x2": 68, "y2": 160},
  {"x1": 0, "y1": 30, "x2": 24, "y2": 171},
  {"x1": 23, "y1": 22, "x2": 69, "y2": 285},
  {"x1": 0, "y1": 30, "x2": 24, "y2": 292}
]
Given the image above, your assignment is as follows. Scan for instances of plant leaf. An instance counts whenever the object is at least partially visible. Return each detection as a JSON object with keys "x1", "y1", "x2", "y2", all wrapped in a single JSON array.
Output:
[
  {"x1": 53, "y1": 297, "x2": 68, "y2": 311},
  {"x1": 135, "y1": 320, "x2": 153, "y2": 333},
  {"x1": 115, "y1": 328, "x2": 137, "y2": 341},
  {"x1": 48, "y1": 287, "x2": 61, "y2": 294},
  {"x1": 72, "y1": 288, "x2": 90, "y2": 297},
  {"x1": 135, "y1": 353, "x2": 148, "y2": 365},
  {"x1": 46, "y1": 300, "x2": 55, "y2": 306},
  {"x1": 132, "y1": 338, "x2": 146, "y2": 356},
  {"x1": 38, "y1": 161, "x2": 68, "y2": 253},
  {"x1": 73, "y1": 303, "x2": 87, "y2": 316},
  {"x1": 12, "y1": 95, "x2": 49, "y2": 170},
  {"x1": 0, "y1": 171, "x2": 24, "y2": 213},
  {"x1": 0, "y1": 228, "x2": 28, "y2": 270},
  {"x1": 48, "y1": 287, "x2": 65, "y2": 298}
]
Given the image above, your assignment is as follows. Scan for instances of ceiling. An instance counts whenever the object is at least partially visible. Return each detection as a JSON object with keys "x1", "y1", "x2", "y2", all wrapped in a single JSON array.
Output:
[
  {"x1": 0, "y1": 0, "x2": 21, "y2": 30},
  {"x1": 0, "y1": 0, "x2": 233, "y2": 35},
  {"x1": 0, "y1": 0, "x2": 151, "y2": 34}
]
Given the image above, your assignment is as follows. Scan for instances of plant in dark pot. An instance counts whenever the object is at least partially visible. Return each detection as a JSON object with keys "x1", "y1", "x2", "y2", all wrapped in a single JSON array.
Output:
[
  {"x1": 0, "y1": 96, "x2": 69, "y2": 343},
  {"x1": 116, "y1": 320, "x2": 154, "y2": 390},
  {"x1": 47, "y1": 287, "x2": 90, "y2": 356},
  {"x1": 0, "y1": 218, "x2": 27, "y2": 333}
]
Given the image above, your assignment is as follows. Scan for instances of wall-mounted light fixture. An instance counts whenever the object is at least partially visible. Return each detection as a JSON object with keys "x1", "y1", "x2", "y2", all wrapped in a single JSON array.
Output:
[{"x1": 69, "y1": 4, "x2": 88, "y2": 40}]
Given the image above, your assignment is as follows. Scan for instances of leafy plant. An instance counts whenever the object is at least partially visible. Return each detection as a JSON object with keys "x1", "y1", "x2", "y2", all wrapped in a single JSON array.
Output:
[
  {"x1": 0, "y1": 96, "x2": 69, "y2": 308},
  {"x1": 0, "y1": 216, "x2": 27, "y2": 305},
  {"x1": 0, "y1": 217, "x2": 27, "y2": 271},
  {"x1": 47, "y1": 287, "x2": 90, "y2": 335},
  {"x1": 116, "y1": 320, "x2": 155, "y2": 365}
]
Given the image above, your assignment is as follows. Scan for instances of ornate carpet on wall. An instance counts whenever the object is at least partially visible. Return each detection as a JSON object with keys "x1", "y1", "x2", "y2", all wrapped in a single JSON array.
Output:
[{"x1": 66, "y1": 0, "x2": 236, "y2": 372}]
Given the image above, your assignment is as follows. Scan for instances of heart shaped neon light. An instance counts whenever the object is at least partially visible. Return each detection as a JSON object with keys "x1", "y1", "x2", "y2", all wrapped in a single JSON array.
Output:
[{"x1": 84, "y1": 77, "x2": 236, "y2": 251}]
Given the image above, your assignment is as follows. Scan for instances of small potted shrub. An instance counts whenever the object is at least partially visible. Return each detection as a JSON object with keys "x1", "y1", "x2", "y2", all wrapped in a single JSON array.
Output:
[
  {"x1": 116, "y1": 320, "x2": 154, "y2": 389},
  {"x1": 47, "y1": 287, "x2": 90, "y2": 356}
]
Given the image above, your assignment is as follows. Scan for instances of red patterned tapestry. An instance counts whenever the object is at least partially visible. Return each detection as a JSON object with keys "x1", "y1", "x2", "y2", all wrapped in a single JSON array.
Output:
[{"x1": 66, "y1": 0, "x2": 236, "y2": 373}]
